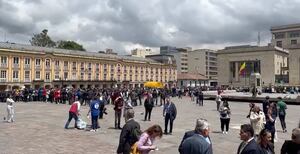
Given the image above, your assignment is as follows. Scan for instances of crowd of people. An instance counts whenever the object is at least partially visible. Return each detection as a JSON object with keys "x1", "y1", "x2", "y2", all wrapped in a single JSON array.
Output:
[{"x1": 2, "y1": 86, "x2": 300, "y2": 154}]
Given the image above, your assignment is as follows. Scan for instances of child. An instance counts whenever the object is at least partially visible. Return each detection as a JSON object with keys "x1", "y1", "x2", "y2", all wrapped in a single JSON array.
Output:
[{"x1": 6, "y1": 98, "x2": 15, "y2": 123}]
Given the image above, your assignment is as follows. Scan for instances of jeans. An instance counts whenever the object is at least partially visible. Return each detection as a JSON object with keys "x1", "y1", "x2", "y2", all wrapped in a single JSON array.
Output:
[
  {"x1": 220, "y1": 118, "x2": 230, "y2": 131},
  {"x1": 216, "y1": 101, "x2": 221, "y2": 111},
  {"x1": 164, "y1": 113, "x2": 174, "y2": 133},
  {"x1": 279, "y1": 114, "x2": 286, "y2": 130},
  {"x1": 65, "y1": 112, "x2": 78, "y2": 129},
  {"x1": 115, "y1": 111, "x2": 122, "y2": 128},
  {"x1": 144, "y1": 108, "x2": 152, "y2": 121},
  {"x1": 91, "y1": 115, "x2": 98, "y2": 130}
]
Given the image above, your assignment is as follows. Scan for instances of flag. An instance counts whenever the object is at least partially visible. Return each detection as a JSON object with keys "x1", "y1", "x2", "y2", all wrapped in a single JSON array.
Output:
[{"x1": 239, "y1": 62, "x2": 246, "y2": 75}]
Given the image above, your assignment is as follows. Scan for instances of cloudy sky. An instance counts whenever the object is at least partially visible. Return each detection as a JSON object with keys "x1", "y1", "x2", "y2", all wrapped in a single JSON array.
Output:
[{"x1": 0, "y1": 0, "x2": 299, "y2": 54}]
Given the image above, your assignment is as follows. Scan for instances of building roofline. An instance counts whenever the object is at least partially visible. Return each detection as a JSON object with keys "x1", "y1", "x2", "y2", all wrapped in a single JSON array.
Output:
[
  {"x1": 217, "y1": 45, "x2": 289, "y2": 55},
  {"x1": 0, "y1": 42, "x2": 159, "y2": 64},
  {"x1": 271, "y1": 23, "x2": 300, "y2": 31}
]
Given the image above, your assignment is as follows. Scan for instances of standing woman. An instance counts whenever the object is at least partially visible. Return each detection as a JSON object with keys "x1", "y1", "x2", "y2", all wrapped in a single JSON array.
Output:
[
  {"x1": 265, "y1": 102, "x2": 276, "y2": 143},
  {"x1": 144, "y1": 94, "x2": 154, "y2": 121},
  {"x1": 137, "y1": 124, "x2": 163, "y2": 154},
  {"x1": 257, "y1": 129, "x2": 275, "y2": 154},
  {"x1": 219, "y1": 100, "x2": 231, "y2": 134},
  {"x1": 250, "y1": 106, "x2": 266, "y2": 138}
]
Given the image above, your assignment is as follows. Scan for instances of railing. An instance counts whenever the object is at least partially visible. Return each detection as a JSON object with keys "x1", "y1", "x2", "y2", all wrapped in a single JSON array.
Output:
[
  {"x1": 24, "y1": 78, "x2": 31, "y2": 82},
  {"x1": 13, "y1": 79, "x2": 19, "y2": 82},
  {"x1": 24, "y1": 64, "x2": 31, "y2": 69},
  {"x1": 35, "y1": 65, "x2": 41, "y2": 69},
  {"x1": 0, "y1": 63, "x2": 7, "y2": 68},
  {"x1": 13, "y1": 64, "x2": 19, "y2": 68},
  {"x1": 0, "y1": 78, "x2": 7, "y2": 82},
  {"x1": 45, "y1": 66, "x2": 51, "y2": 70}
]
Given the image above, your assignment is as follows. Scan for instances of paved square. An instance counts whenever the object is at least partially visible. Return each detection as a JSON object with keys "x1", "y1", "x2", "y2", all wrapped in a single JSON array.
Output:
[{"x1": 0, "y1": 97, "x2": 299, "y2": 154}]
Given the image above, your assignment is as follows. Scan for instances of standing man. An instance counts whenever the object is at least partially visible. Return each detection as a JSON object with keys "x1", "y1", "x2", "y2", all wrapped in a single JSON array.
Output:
[
  {"x1": 181, "y1": 119, "x2": 213, "y2": 154},
  {"x1": 237, "y1": 124, "x2": 261, "y2": 154},
  {"x1": 87, "y1": 97, "x2": 100, "y2": 132},
  {"x1": 144, "y1": 94, "x2": 154, "y2": 121},
  {"x1": 163, "y1": 97, "x2": 177, "y2": 135},
  {"x1": 64, "y1": 98, "x2": 81, "y2": 129},
  {"x1": 114, "y1": 94, "x2": 124, "y2": 129},
  {"x1": 198, "y1": 91, "x2": 204, "y2": 106},
  {"x1": 117, "y1": 109, "x2": 141, "y2": 154},
  {"x1": 262, "y1": 96, "x2": 270, "y2": 117}
]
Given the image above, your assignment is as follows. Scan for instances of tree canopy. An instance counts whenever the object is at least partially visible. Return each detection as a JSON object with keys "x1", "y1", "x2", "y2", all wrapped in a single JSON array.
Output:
[
  {"x1": 57, "y1": 40, "x2": 86, "y2": 51},
  {"x1": 30, "y1": 29, "x2": 56, "y2": 47},
  {"x1": 30, "y1": 29, "x2": 86, "y2": 51}
]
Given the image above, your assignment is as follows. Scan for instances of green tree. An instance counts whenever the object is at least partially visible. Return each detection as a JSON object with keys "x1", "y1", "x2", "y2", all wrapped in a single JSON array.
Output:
[
  {"x1": 30, "y1": 29, "x2": 56, "y2": 47},
  {"x1": 57, "y1": 40, "x2": 86, "y2": 51}
]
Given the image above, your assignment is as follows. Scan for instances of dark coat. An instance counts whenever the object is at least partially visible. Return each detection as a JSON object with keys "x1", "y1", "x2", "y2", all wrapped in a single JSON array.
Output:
[
  {"x1": 178, "y1": 130, "x2": 196, "y2": 153},
  {"x1": 260, "y1": 143, "x2": 274, "y2": 154},
  {"x1": 237, "y1": 139, "x2": 262, "y2": 154},
  {"x1": 117, "y1": 119, "x2": 141, "y2": 154},
  {"x1": 163, "y1": 102, "x2": 177, "y2": 120},
  {"x1": 181, "y1": 134, "x2": 213, "y2": 154},
  {"x1": 281, "y1": 140, "x2": 300, "y2": 154}
]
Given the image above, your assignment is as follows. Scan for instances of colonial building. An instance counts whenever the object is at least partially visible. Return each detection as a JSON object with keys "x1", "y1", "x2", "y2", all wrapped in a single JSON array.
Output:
[
  {"x1": 188, "y1": 49, "x2": 218, "y2": 86},
  {"x1": 217, "y1": 45, "x2": 288, "y2": 87},
  {"x1": 0, "y1": 43, "x2": 176, "y2": 90}
]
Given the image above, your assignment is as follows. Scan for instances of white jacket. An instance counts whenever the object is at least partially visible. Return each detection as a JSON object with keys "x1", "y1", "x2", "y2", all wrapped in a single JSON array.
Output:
[{"x1": 250, "y1": 111, "x2": 266, "y2": 135}]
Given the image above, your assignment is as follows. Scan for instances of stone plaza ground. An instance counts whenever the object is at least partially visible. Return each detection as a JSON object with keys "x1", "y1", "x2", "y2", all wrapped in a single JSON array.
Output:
[{"x1": 0, "y1": 96, "x2": 299, "y2": 154}]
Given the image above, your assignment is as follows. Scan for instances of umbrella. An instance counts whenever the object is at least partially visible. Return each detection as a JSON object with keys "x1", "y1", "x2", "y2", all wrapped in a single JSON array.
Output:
[{"x1": 144, "y1": 82, "x2": 164, "y2": 88}]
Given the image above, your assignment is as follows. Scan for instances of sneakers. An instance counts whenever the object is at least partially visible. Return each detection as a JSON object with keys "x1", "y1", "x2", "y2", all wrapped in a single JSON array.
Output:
[
  {"x1": 225, "y1": 131, "x2": 228, "y2": 134},
  {"x1": 222, "y1": 131, "x2": 225, "y2": 134},
  {"x1": 90, "y1": 129, "x2": 95, "y2": 132}
]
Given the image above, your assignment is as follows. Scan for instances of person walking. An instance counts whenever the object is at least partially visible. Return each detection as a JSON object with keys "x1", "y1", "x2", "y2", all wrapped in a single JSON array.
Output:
[
  {"x1": 117, "y1": 109, "x2": 141, "y2": 154},
  {"x1": 250, "y1": 106, "x2": 266, "y2": 138},
  {"x1": 87, "y1": 97, "x2": 100, "y2": 132},
  {"x1": 215, "y1": 92, "x2": 222, "y2": 111},
  {"x1": 262, "y1": 96, "x2": 270, "y2": 116},
  {"x1": 144, "y1": 94, "x2": 154, "y2": 121},
  {"x1": 219, "y1": 100, "x2": 231, "y2": 134},
  {"x1": 5, "y1": 98, "x2": 15, "y2": 123},
  {"x1": 237, "y1": 124, "x2": 261, "y2": 154},
  {"x1": 64, "y1": 99, "x2": 81, "y2": 129},
  {"x1": 181, "y1": 119, "x2": 213, "y2": 154},
  {"x1": 163, "y1": 97, "x2": 177, "y2": 135},
  {"x1": 257, "y1": 129, "x2": 274, "y2": 154},
  {"x1": 137, "y1": 124, "x2": 163, "y2": 154},
  {"x1": 277, "y1": 97, "x2": 287, "y2": 133},
  {"x1": 265, "y1": 102, "x2": 276, "y2": 143},
  {"x1": 198, "y1": 90, "x2": 204, "y2": 106}
]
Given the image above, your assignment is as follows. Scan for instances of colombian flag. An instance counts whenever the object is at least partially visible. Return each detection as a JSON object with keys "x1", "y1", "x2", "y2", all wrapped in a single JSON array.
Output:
[{"x1": 239, "y1": 62, "x2": 246, "y2": 75}]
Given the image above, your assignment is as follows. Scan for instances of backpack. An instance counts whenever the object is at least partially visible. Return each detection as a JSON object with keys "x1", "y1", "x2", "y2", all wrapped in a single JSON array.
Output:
[{"x1": 130, "y1": 142, "x2": 141, "y2": 154}]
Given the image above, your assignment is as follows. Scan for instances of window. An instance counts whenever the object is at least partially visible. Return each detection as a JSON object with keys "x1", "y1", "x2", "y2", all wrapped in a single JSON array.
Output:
[
  {"x1": 130, "y1": 75, "x2": 132, "y2": 81},
  {"x1": 274, "y1": 33, "x2": 285, "y2": 39},
  {"x1": 72, "y1": 72, "x2": 76, "y2": 80},
  {"x1": 25, "y1": 71, "x2": 30, "y2": 79},
  {"x1": 95, "y1": 73, "x2": 99, "y2": 80},
  {"x1": 1, "y1": 56, "x2": 7, "y2": 64},
  {"x1": 35, "y1": 71, "x2": 41, "y2": 79},
  {"x1": 111, "y1": 74, "x2": 114, "y2": 80},
  {"x1": 88, "y1": 63, "x2": 92, "y2": 71},
  {"x1": 45, "y1": 72, "x2": 50, "y2": 80},
  {"x1": 104, "y1": 74, "x2": 107, "y2": 80},
  {"x1": 72, "y1": 62, "x2": 77, "y2": 70},
  {"x1": 291, "y1": 40, "x2": 297, "y2": 45},
  {"x1": 35, "y1": 59, "x2": 41, "y2": 66},
  {"x1": 124, "y1": 75, "x2": 127, "y2": 81},
  {"x1": 55, "y1": 60, "x2": 60, "y2": 67},
  {"x1": 64, "y1": 72, "x2": 68, "y2": 80},
  {"x1": 0, "y1": 70, "x2": 7, "y2": 78},
  {"x1": 276, "y1": 41, "x2": 282, "y2": 47},
  {"x1": 55, "y1": 72, "x2": 60, "y2": 80},
  {"x1": 45, "y1": 59, "x2": 51, "y2": 67},
  {"x1": 24, "y1": 58, "x2": 30, "y2": 65},
  {"x1": 80, "y1": 73, "x2": 84, "y2": 80},
  {"x1": 88, "y1": 73, "x2": 91, "y2": 80},
  {"x1": 96, "y1": 63, "x2": 100, "y2": 71},
  {"x1": 117, "y1": 75, "x2": 120, "y2": 81},
  {"x1": 289, "y1": 31, "x2": 300, "y2": 38},
  {"x1": 13, "y1": 71, "x2": 19, "y2": 79},
  {"x1": 13, "y1": 57, "x2": 19, "y2": 64},
  {"x1": 64, "y1": 61, "x2": 68, "y2": 67},
  {"x1": 81, "y1": 62, "x2": 84, "y2": 70}
]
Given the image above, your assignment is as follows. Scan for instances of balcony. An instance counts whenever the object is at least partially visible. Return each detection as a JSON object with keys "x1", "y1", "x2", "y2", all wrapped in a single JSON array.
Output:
[
  {"x1": 24, "y1": 64, "x2": 31, "y2": 69},
  {"x1": 45, "y1": 79, "x2": 51, "y2": 82},
  {"x1": 35, "y1": 65, "x2": 41, "y2": 69},
  {"x1": 55, "y1": 66, "x2": 60, "y2": 70},
  {"x1": 13, "y1": 64, "x2": 19, "y2": 68},
  {"x1": 64, "y1": 66, "x2": 69, "y2": 71},
  {"x1": 0, "y1": 63, "x2": 7, "y2": 68},
  {"x1": 45, "y1": 66, "x2": 51, "y2": 70},
  {"x1": 0, "y1": 78, "x2": 7, "y2": 82},
  {"x1": 24, "y1": 78, "x2": 31, "y2": 82},
  {"x1": 13, "y1": 79, "x2": 19, "y2": 82}
]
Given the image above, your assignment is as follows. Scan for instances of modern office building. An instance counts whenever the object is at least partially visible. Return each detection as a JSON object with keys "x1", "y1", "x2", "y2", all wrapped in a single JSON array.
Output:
[
  {"x1": 160, "y1": 46, "x2": 190, "y2": 73},
  {"x1": 188, "y1": 49, "x2": 218, "y2": 86},
  {"x1": 217, "y1": 45, "x2": 288, "y2": 87},
  {"x1": 131, "y1": 48, "x2": 152, "y2": 58},
  {"x1": 0, "y1": 42, "x2": 176, "y2": 90}
]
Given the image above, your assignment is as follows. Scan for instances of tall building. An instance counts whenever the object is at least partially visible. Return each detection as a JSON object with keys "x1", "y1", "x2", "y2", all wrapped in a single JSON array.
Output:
[
  {"x1": 188, "y1": 49, "x2": 217, "y2": 86},
  {"x1": 131, "y1": 48, "x2": 152, "y2": 58},
  {"x1": 217, "y1": 45, "x2": 288, "y2": 87},
  {"x1": 0, "y1": 42, "x2": 176, "y2": 90},
  {"x1": 271, "y1": 23, "x2": 300, "y2": 85},
  {"x1": 160, "y1": 46, "x2": 189, "y2": 73}
]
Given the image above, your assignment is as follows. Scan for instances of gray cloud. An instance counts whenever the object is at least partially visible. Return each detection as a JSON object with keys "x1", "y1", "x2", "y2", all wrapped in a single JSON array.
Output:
[{"x1": 0, "y1": 0, "x2": 300, "y2": 54}]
